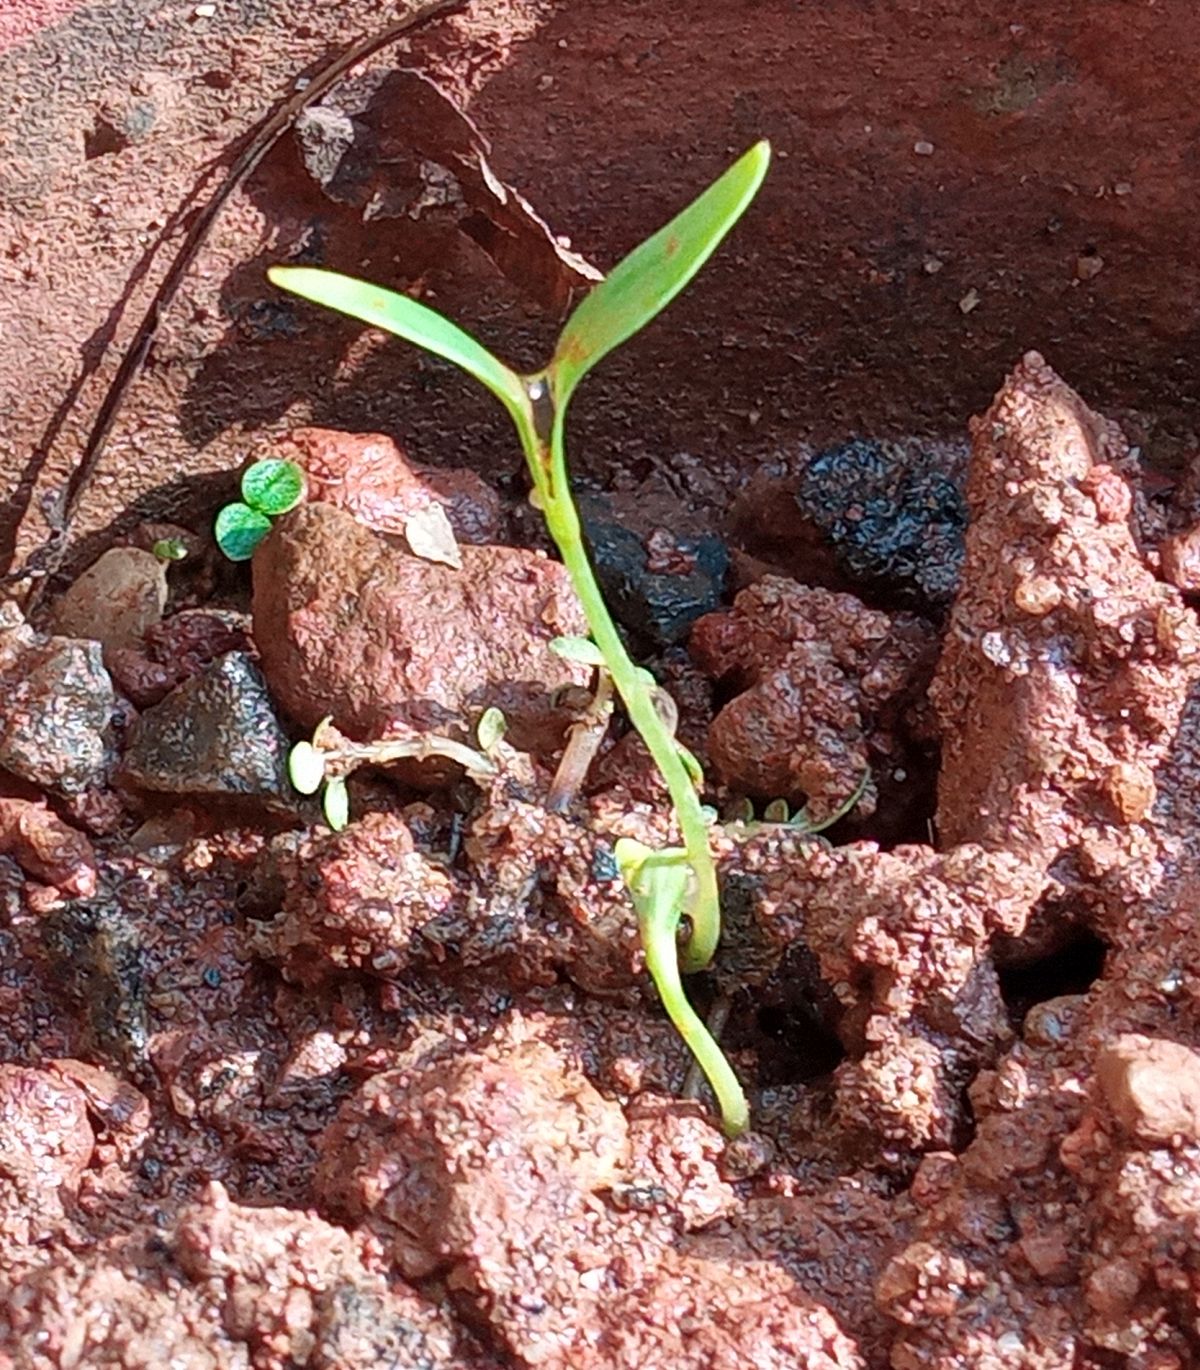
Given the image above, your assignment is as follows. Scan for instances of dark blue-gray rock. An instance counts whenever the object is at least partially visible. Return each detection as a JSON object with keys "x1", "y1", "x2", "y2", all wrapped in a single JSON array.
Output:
[
  {"x1": 41, "y1": 897, "x2": 148, "y2": 1074},
  {"x1": 0, "y1": 635, "x2": 114, "y2": 794},
  {"x1": 796, "y1": 438, "x2": 968, "y2": 610},
  {"x1": 122, "y1": 651, "x2": 290, "y2": 798},
  {"x1": 579, "y1": 494, "x2": 728, "y2": 648}
]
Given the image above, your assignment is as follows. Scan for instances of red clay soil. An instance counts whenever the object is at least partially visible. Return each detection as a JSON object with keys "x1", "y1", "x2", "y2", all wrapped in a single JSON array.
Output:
[
  {"x1": 4, "y1": 3, "x2": 1200, "y2": 1367},
  {"x1": 0, "y1": 348, "x2": 1198, "y2": 1365},
  {"x1": 0, "y1": 1, "x2": 84, "y2": 55}
]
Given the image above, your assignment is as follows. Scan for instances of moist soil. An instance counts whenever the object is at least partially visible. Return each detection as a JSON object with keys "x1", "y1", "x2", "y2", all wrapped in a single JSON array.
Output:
[{"x1": 3, "y1": 4, "x2": 1200, "y2": 1368}]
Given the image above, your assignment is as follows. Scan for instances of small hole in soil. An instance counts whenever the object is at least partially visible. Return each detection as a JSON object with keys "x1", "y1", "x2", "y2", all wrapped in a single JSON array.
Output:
[
  {"x1": 998, "y1": 927, "x2": 1107, "y2": 1024},
  {"x1": 84, "y1": 117, "x2": 131, "y2": 160},
  {"x1": 753, "y1": 1001, "x2": 846, "y2": 1085}
]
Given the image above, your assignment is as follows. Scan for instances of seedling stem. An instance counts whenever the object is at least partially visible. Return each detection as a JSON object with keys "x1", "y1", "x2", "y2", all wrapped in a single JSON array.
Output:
[{"x1": 268, "y1": 141, "x2": 772, "y2": 1133}]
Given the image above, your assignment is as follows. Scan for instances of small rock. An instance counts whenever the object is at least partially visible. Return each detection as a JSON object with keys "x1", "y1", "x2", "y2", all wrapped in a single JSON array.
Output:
[
  {"x1": 1159, "y1": 524, "x2": 1200, "y2": 593},
  {"x1": 1103, "y1": 761, "x2": 1156, "y2": 825},
  {"x1": 795, "y1": 438, "x2": 968, "y2": 610},
  {"x1": 48, "y1": 1058, "x2": 150, "y2": 1145},
  {"x1": 580, "y1": 492, "x2": 728, "y2": 647},
  {"x1": 122, "y1": 652, "x2": 291, "y2": 798},
  {"x1": 253, "y1": 502, "x2": 587, "y2": 755},
  {"x1": 1096, "y1": 1035, "x2": 1200, "y2": 1143},
  {"x1": 41, "y1": 898, "x2": 149, "y2": 1073},
  {"x1": 279, "y1": 427, "x2": 505, "y2": 545},
  {"x1": 1017, "y1": 1227, "x2": 1074, "y2": 1283},
  {"x1": 49, "y1": 548, "x2": 167, "y2": 660},
  {"x1": 958, "y1": 287, "x2": 981, "y2": 314},
  {"x1": 0, "y1": 635, "x2": 114, "y2": 794},
  {"x1": 315, "y1": 1032, "x2": 628, "y2": 1294},
  {"x1": 691, "y1": 578, "x2": 935, "y2": 818},
  {"x1": 0, "y1": 1065, "x2": 94, "y2": 1196},
  {"x1": 0, "y1": 798, "x2": 97, "y2": 897},
  {"x1": 294, "y1": 105, "x2": 357, "y2": 190},
  {"x1": 107, "y1": 609, "x2": 252, "y2": 708}
]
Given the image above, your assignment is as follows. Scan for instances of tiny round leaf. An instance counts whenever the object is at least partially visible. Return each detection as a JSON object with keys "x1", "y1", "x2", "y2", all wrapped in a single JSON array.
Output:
[
  {"x1": 214, "y1": 503, "x2": 272, "y2": 562},
  {"x1": 241, "y1": 459, "x2": 306, "y2": 516},
  {"x1": 476, "y1": 706, "x2": 507, "y2": 752},
  {"x1": 322, "y1": 777, "x2": 350, "y2": 831},
  {"x1": 288, "y1": 741, "x2": 326, "y2": 795}
]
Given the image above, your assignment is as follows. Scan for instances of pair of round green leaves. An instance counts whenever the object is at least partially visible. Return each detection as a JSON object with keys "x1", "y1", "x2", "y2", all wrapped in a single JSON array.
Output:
[{"x1": 214, "y1": 459, "x2": 307, "y2": 561}]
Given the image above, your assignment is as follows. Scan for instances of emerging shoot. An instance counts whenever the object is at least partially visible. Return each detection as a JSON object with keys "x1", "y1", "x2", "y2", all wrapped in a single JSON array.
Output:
[
  {"x1": 214, "y1": 457, "x2": 307, "y2": 561},
  {"x1": 269, "y1": 141, "x2": 771, "y2": 1134}
]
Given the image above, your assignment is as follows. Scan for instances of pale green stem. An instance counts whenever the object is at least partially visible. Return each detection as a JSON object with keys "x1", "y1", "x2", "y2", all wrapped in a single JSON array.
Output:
[
  {"x1": 514, "y1": 376, "x2": 746, "y2": 1134},
  {"x1": 518, "y1": 402, "x2": 719, "y2": 972},
  {"x1": 641, "y1": 903, "x2": 749, "y2": 1136}
]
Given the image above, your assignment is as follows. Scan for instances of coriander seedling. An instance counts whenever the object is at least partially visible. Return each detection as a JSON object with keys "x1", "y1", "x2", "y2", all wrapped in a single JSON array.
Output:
[{"x1": 269, "y1": 141, "x2": 771, "y2": 1134}]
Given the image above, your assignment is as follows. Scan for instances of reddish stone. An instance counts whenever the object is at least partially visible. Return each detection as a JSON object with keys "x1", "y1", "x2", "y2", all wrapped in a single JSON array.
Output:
[
  {"x1": 691, "y1": 579, "x2": 934, "y2": 821},
  {"x1": 0, "y1": 796, "x2": 96, "y2": 896},
  {"x1": 1096, "y1": 1035, "x2": 1200, "y2": 1144},
  {"x1": 252, "y1": 502, "x2": 587, "y2": 755},
  {"x1": 279, "y1": 427, "x2": 505, "y2": 545},
  {"x1": 1159, "y1": 523, "x2": 1200, "y2": 593}
]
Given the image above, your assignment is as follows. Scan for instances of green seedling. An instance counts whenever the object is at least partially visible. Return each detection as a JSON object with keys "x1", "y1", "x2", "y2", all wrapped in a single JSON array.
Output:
[
  {"x1": 269, "y1": 141, "x2": 771, "y2": 1134},
  {"x1": 722, "y1": 769, "x2": 872, "y2": 836},
  {"x1": 151, "y1": 537, "x2": 189, "y2": 563},
  {"x1": 215, "y1": 457, "x2": 307, "y2": 561},
  {"x1": 288, "y1": 715, "x2": 499, "y2": 832}
]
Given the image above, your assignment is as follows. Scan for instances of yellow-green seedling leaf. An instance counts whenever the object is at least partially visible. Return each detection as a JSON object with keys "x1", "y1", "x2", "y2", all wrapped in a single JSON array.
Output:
[
  {"x1": 288, "y1": 740, "x2": 326, "y2": 796},
  {"x1": 322, "y1": 776, "x2": 350, "y2": 831},
  {"x1": 549, "y1": 141, "x2": 771, "y2": 407},
  {"x1": 614, "y1": 838, "x2": 691, "y2": 925},
  {"x1": 476, "y1": 706, "x2": 507, "y2": 753},
  {"x1": 549, "y1": 635, "x2": 607, "y2": 668},
  {"x1": 214, "y1": 503, "x2": 272, "y2": 562},
  {"x1": 763, "y1": 797, "x2": 790, "y2": 824},
  {"x1": 152, "y1": 537, "x2": 188, "y2": 562},
  {"x1": 242, "y1": 458, "x2": 306, "y2": 516},
  {"x1": 268, "y1": 267, "x2": 530, "y2": 429}
]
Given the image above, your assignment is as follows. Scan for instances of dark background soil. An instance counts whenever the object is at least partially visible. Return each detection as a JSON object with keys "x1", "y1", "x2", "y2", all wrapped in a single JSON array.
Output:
[{"x1": 2, "y1": 0, "x2": 1197, "y2": 580}]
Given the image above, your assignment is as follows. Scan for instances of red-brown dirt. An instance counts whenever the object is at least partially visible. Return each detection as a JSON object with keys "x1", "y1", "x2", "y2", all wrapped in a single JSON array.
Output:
[{"x1": 4, "y1": 3, "x2": 1200, "y2": 1367}]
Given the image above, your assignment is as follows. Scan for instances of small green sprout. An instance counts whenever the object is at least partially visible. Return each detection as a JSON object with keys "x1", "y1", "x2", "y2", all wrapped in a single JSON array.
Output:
[
  {"x1": 151, "y1": 537, "x2": 189, "y2": 562},
  {"x1": 322, "y1": 776, "x2": 350, "y2": 832},
  {"x1": 762, "y1": 797, "x2": 790, "y2": 825},
  {"x1": 548, "y1": 635, "x2": 608, "y2": 669},
  {"x1": 287, "y1": 715, "x2": 498, "y2": 831},
  {"x1": 476, "y1": 706, "x2": 508, "y2": 754},
  {"x1": 287, "y1": 739, "x2": 326, "y2": 795},
  {"x1": 215, "y1": 457, "x2": 307, "y2": 561},
  {"x1": 724, "y1": 770, "x2": 873, "y2": 835},
  {"x1": 269, "y1": 141, "x2": 771, "y2": 1134}
]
